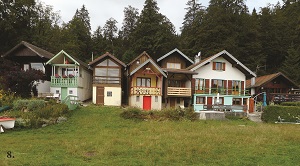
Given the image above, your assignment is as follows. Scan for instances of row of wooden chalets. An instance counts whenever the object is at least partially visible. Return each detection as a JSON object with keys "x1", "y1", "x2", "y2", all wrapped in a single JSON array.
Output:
[{"x1": 2, "y1": 41, "x2": 300, "y2": 112}]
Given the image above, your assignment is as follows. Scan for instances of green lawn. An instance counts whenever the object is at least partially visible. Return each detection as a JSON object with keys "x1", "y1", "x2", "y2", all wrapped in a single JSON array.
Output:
[{"x1": 1, "y1": 105, "x2": 300, "y2": 165}]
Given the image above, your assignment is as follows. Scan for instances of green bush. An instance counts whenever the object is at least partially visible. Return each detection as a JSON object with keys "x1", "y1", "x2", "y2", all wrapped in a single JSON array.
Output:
[
  {"x1": 262, "y1": 105, "x2": 300, "y2": 123},
  {"x1": 120, "y1": 107, "x2": 198, "y2": 121},
  {"x1": 280, "y1": 102, "x2": 300, "y2": 107},
  {"x1": 0, "y1": 90, "x2": 19, "y2": 107},
  {"x1": 13, "y1": 99, "x2": 45, "y2": 111}
]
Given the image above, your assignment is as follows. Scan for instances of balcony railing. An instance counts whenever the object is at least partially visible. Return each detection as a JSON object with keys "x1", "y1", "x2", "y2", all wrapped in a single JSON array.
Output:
[
  {"x1": 167, "y1": 87, "x2": 191, "y2": 96},
  {"x1": 93, "y1": 76, "x2": 121, "y2": 84},
  {"x1": 195, "y1": 88, "x2": 249, "y2": 95},
  {"x1": 51, "y1": 76, "x2": 79, "y2": 87},
  {"x1": 131, "y1": 87, "x2": 161, "y2": 95}
]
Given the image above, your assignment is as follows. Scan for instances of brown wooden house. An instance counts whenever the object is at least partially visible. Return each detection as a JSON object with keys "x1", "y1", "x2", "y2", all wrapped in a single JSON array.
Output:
[
  {"x1": 157, "y1": 48, "x2": 196, "y2": 108},
  {"x1": 246, "y1": 72, "x2": 300, "y2": 103},
  {"x1": 89, "y1": 52, "x2": 126, "y2": 106},
  {"x1": 1, "y1": 41, "x2": 54, "y2": 94},
  {"x1": 127, "y1": 51, "x2": 167, "y2": 110}
]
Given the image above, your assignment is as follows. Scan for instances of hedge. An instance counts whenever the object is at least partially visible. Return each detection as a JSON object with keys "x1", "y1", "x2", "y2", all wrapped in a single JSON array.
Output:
[
  {"x1": 261, "y1": 105, "x2": 300, "y2": 123},
  {"x1": 280, "y1": 102, "x2": 300, "y2": 107}
]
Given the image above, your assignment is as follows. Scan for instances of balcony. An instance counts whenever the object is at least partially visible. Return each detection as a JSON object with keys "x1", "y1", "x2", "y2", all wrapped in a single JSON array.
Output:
[
  {"x1": 194, "y1": 88, "x2": 249, "y2": 95},
  {"x1": 51, "y1": 76, "x2": 81, "y2": 87},
  {"x1": 131, "y1": 87, "x2": 161, "y2": 95},
  {"x1": 167, "y1": 87, "x2": 191, "y2": 96},
  {"x1": 93, "y1": 76, "x2": 121, "y2": 85}
]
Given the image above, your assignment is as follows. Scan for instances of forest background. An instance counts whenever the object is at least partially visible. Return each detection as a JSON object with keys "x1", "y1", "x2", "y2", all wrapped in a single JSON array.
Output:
[{"x1": 0, "y1": 0, "x2": 299, "y2": 84}]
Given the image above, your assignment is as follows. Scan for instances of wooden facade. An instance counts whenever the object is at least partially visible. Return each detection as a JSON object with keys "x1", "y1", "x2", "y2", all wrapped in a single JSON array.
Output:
[
  {"x1": 157, "y1": 48, "x2": 195, "y2": 108},
  {"x1": 89, "y1": 52, "x2": 125, "y2": 106}
]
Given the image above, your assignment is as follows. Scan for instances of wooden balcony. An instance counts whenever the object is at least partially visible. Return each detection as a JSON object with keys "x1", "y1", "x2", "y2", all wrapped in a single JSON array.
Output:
[
  {"x1": 131, "y1": 87, "x2": 161, "y2": 95},
  {"x1": 93, "y1": 76, "x2": 121, "y2": 85},
  {"x1": 51, "y1": 76, "x2": 81, "y2": 87},
  {"x1": 167, "y1": 87, "x2": 191, "y2": 96}
]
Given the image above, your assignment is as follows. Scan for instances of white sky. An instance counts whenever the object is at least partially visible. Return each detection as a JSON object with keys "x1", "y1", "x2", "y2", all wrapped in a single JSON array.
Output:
[{"x1": 40, "y1": 0, "x2": 281, "y2": 34}]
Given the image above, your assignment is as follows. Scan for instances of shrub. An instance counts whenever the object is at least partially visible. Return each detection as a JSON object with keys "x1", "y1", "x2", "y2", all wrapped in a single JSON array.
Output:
[
  {"x1": 0, "y1": 90, "x2": 19, "y2": 107},
  {"x1": 13, "y1": 99, "x2": 45, "y2": 111},
  {"x1": 262, "y1": 105, "x2": 300, "y2": 123},
  {"x1": 120, "y1": 107, "x2": 198, "y2": 121},
  {"x1": 280, "y1": 102, "x2": 300, "y2": 107}
]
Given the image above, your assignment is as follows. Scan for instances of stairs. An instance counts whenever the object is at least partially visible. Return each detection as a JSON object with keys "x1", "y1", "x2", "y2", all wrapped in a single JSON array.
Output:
[
  {"x1": 248, "y1": 112, "x2": 262, "y2": 123},
  {"x1": 62, "y1": 95, "x2": 79, "y2": 110}
]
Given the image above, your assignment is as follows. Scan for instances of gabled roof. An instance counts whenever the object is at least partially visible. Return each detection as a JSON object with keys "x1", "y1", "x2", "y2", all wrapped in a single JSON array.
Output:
[
  {"x1": 130, "y1": 58, "x2": 167, "y2": 78},
  {"x1": 127, "y1": 51, "x2": 152, "y2": 66},
  {"x1": 46, "y1": 50, "x2": 90, "y2": 70},
  {"x1": 246, "y1": 72, "x2": 299, "y2": 88},
  {"x1": 1, "y1": 41, "x2": 54, "y2": 59},
  {"x1": 89, "y1": 52, "x2": 125, "y2": 67},
  {"x1": 157, "y1": 48, "x2": 194, "y2": 64},
  {"x1": 187, "y1": 50, "x2": 256, "y2": 78}
]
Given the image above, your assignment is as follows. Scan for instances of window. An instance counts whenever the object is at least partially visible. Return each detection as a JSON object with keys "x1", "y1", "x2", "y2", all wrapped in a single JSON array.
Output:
[
  {"x1": 213, "y1": 62, "x2": 225, "y2": 71},
  {"x1": 136, "y1": 96, "x2": 140, "y2": 102},
  {"x1": 211, "y1": 79, "x2": 225, "y2": 93},
  {"x1": 155, "y1": 96, "x2": 158, "y2": 102},
  {"x1": 232, "y1": 80, "x2": 240, "y2": 93},
  {"x1": 214, "y1": 97, "x2": 223, "y2": 104},
  {"x1": 69, "y1": 90, "x2": 73, "y2": 94},
  {"x1": 62, "y1": 68, "x2": 79, "y2": 77},
  {"x1": 23, "y1": 64, "x2": 30, "y2": 71},
  {"x1": 233, "y1": 98, "x2": 241, "y2": 105},
  {"x1": 168, "y1": 80, "x2": 183, "y2": 87},
  {"x1": 137, "y1": 77, "x2": 151, "y2": 87},
  {"x1": 195, "y1": 78, "x2": 205, "y2": 90},
  {"x1": 31, "y1": 63, "x2": 45, "y2": 73},
  {"x1": 107, "y1": 91, "x2": 112, "y2": 97},
  {"x1": 196, "y1": 97, "x2": 206, "y2": 104},
  {"x1": 56, "y1": 90, "x2": 60, "y2": 94},
  {"x1": 167, "y1": 62, "x2": 181, "y2": 69}
]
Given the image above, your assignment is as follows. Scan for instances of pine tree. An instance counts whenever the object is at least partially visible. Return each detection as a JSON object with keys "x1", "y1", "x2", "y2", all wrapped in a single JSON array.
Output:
[{"x1": 280, "y1": 45, "x2": 300, "y2": 84}]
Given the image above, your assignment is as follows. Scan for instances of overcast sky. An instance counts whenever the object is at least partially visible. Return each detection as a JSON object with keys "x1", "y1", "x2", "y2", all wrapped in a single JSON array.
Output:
[{"x1": 40, "y1": 0, "x2": 281, "y2": 34}]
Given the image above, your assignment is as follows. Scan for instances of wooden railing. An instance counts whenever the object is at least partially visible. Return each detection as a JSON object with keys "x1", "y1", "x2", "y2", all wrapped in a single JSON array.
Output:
[
  {"x1": 167, "y1": 87, "x2": 191, "y2": 96},
  {"x1": 51, "y1": 76, "x2": 79, "y2": 87},
  {"x1": 93, "y1": 76, "x2": 121, "y2": 84},
  {"x1": 131, "y1": 87, "x2": 161, "y2": 95}
]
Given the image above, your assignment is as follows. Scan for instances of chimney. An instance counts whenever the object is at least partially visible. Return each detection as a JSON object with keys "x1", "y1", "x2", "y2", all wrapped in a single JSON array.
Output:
[
  {"x1": 251, "y1": 77, "x2": 256, "y2": 86},
  {"x1": 194, "y1": 51, "x2": 201, "y2": 64}
]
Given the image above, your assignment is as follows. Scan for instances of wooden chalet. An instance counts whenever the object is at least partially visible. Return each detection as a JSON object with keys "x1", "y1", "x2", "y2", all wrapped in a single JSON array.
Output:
[
  {"x1": 246, "y1": 72, "x2": 300, "y2": 103},
  {"x1": 46, "y1": 50, "x2": 92, "y2": 101},
  {"x1": 89, "y1": 52, "x2": 126, "y2": 106},
  {"x1": 157, "y1": 48, "x2": 196, "y2": 108},
  {"x1": 1, "y1": 41, "x2": 54, "y2": 94},
  {"x1": 127, "y1": 51, "x2": 167, "y2": 110}
]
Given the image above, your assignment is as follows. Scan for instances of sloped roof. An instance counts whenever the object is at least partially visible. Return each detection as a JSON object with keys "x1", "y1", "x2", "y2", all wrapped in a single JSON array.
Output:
[
  {"x1": 246, "y1": 72, "x2": 299, "y2": 88},
  {"x1": 89, "y1": 52, "x2": 125, "y2": 67},
  {"x1": 127, "y1": 51, "x2": 152, "y2": 66},
  {"x1": 1, "y1": 41, "x2": 54, "y2": 59},
  {"x1": 157, "y1": 48, "x2": 194, "y2": 64},
  {"x1": 46, "y1": 50, "x2": 90, "y2": 70},
  {"x1": 130, "y1": 58, "x2": 167, "y2": 78},
  {"x1": 187, "y1": 50, "x2": 256, "y2": 78}
]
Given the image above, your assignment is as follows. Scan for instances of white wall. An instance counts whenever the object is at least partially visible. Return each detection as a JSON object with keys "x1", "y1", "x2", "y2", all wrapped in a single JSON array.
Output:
[
  {"x1": 92, "y1": 86, "x2": 97, "y2": 104},
  {"x1": 193, "y1": 57, "x2": 245, "y2": 81},
  {"x1": 104, "y1": 87, "x2": 122, "y2": 106},
  {"x1": 36, "y1": 80, "x2": 50, "y2": 93},
  {"x1": 129, "y1": 95, "x2": 162, "y2": 110}
]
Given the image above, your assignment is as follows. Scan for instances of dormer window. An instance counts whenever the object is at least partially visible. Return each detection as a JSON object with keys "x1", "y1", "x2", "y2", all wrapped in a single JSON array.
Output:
[
  {"x1": 167, "y1": 62, "x2": 181, "y2": 69},
  {"x1": 213, "y1": 62, "x2": 225, "y2": 71}
]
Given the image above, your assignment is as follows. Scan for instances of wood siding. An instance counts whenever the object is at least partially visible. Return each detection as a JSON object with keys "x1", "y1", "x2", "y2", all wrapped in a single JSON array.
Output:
[{"x1": 160, "y1": 53, "x2": 188, "y2": 69}]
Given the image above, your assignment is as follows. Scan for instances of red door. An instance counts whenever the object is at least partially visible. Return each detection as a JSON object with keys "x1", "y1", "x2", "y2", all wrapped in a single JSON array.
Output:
[
  {"x1": 207, "y1": 97, "x2": 212, "y2": 109},
  {"x1": 143, "y1": 96, "x2": 151, "y2": 110}
]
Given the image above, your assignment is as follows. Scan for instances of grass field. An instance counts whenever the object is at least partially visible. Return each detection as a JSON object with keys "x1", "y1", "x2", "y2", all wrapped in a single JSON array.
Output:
[{"x1": 1, "y1": 105, "x2": 300, "y2": 165}]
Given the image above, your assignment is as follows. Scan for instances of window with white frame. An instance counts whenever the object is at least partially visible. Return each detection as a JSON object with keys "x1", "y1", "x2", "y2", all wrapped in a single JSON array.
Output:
[
  {"x1": 195, "y1": 78, "x2": 205, "y2": 90},
  {"x1": 196, "y1": 96, "x2": 206, "y2": 104},
  {"x1": 167, "y1": 62, "x2": 181, "y2": 69},
  {"x1": 136, "y1": 77, "x2": 151, "y2": 87}
]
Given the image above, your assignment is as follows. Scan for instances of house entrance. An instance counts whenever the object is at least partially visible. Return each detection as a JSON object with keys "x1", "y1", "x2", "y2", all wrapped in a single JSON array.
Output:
[
  {"x1": 143, "y1": 96, "x2": 151, "y2": 110},
  {"x1": 96, "y1": 87, "x2": 104, "y2": 105}
]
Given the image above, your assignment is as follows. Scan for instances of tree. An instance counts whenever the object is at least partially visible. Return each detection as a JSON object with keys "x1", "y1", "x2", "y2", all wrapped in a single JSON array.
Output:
[
  {"x1": 0, "y1": 58, "x2": 44, "y2": 98},
  {"x1": 280, "y1": 45, "x2": 300, "y2": 84},
  {"x1": 180, "y1": 0, "x2": 206, "y2": 57},
  {"x1": 120, "y1": 6, "x2": 139, "y2": 40},
  {"x1": 132, "y1": 0, "x2": 177, "y2": 60},
  {"x1": 103, "y1": 17, "x2": 118, "y2": 54}
]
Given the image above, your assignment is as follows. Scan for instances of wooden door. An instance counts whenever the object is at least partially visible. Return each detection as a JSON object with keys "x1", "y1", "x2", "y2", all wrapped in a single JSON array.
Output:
[
  {"x1": 96, "y1": 87, "x2": 104, "y2": 105},
  {"x1": 143, "y1": 96, "x2": 151, "y2": 110},
  {"x1": 170, "y1": 98, "x2": 176, "y2": 108}
]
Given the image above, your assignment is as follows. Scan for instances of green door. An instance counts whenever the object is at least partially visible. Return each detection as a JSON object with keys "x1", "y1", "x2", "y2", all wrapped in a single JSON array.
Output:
[{"x1": 61, "y1": 87, "x2": 68, "y2": 100}]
